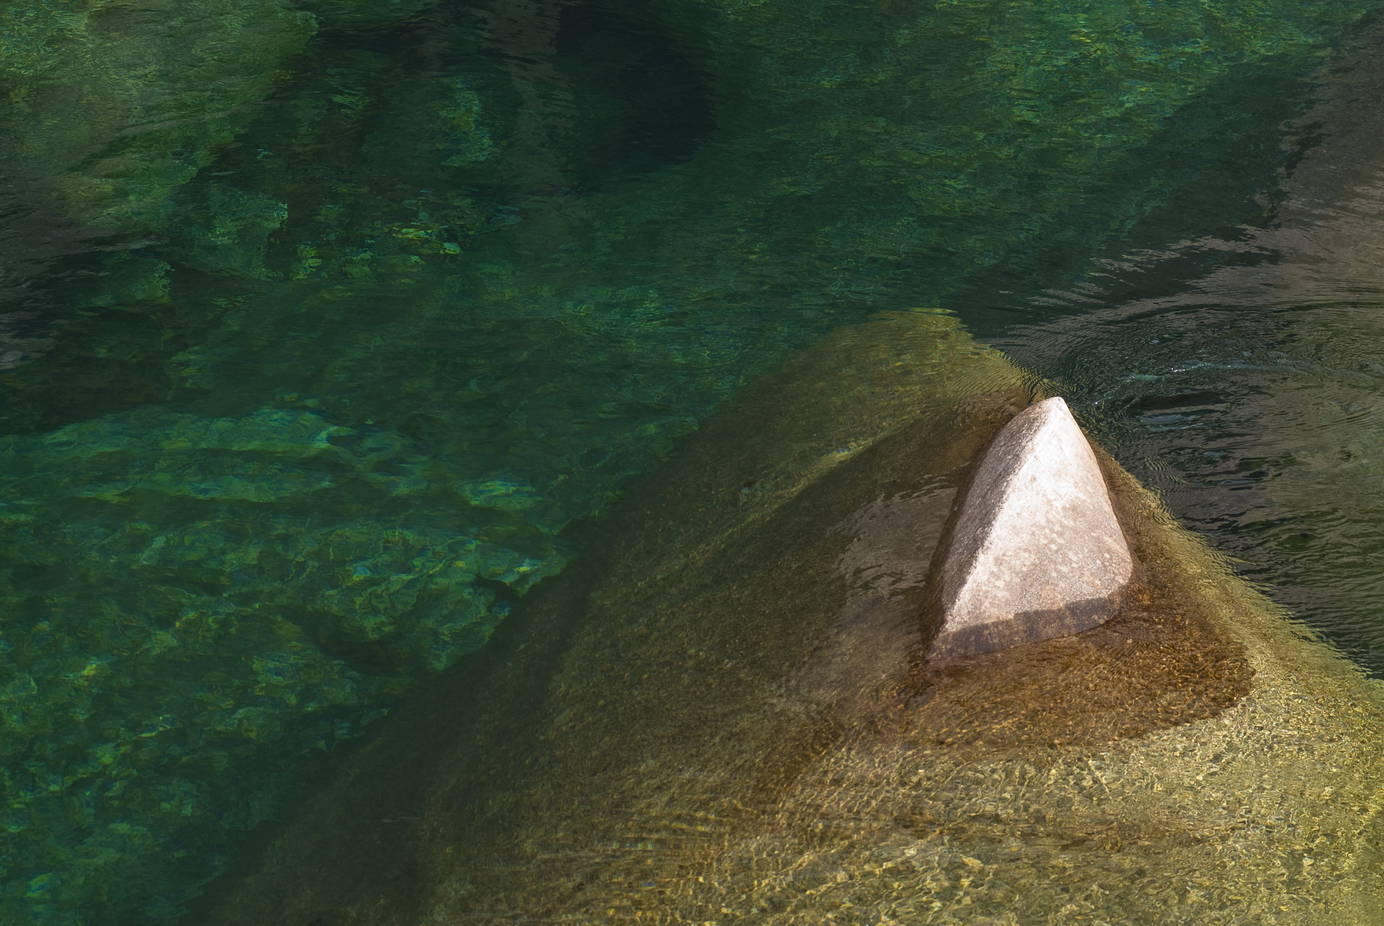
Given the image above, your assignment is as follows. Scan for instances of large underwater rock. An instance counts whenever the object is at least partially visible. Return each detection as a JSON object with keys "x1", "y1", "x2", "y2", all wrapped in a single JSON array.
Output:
[
  {"x1": 930, "y1": 396, "x2": 1133, "y2": 659},
  {"x1": 190, "y1": 311, "x2": 1384, "y2": 925}
]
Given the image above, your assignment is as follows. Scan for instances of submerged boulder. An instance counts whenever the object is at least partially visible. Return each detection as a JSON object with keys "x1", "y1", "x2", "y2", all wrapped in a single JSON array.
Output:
[
  {"x1": 190, "y1": 311, "x2": 1384, "y2": 926},
  {"x1": 930, "y1": 396, "x2": 1133, "y2": 658}
]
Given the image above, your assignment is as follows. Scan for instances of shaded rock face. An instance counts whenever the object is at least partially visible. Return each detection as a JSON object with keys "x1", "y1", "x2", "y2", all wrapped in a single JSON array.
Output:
[{"x1": 929, "y1": 396, "x2": 1134, "y2": 658}]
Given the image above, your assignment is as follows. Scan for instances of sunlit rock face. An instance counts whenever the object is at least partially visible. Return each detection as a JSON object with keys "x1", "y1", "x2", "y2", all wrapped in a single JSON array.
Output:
[{"x1": 930, "y1": 396, "x2": 1133, "y2": 658}]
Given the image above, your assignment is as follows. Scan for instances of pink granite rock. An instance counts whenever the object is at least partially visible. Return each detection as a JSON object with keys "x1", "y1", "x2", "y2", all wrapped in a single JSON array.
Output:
[{"x1": 929, "y1": 397, "x2": 1133, "y2": 659}]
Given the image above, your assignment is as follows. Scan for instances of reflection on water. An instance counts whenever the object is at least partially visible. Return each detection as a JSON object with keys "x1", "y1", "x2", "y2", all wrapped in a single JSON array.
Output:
[
  {"x1": 996, "y1": 20, "x2": 1384, "y2": 674},
  {"x1": 0, "y1": 0, "x2": 1383, "y2": 922}
]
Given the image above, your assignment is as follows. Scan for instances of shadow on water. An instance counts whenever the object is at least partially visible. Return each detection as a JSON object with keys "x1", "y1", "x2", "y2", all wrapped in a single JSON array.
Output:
[
  {"x1": 953, "y1": 57, "x2": 1318, "y2": 337},
  {"x1": 551, "y1": 0, "x2": 716, "y2": 186},
  {"x1": 986, "y1": 15, "x2": 1384, "y2": 676}
]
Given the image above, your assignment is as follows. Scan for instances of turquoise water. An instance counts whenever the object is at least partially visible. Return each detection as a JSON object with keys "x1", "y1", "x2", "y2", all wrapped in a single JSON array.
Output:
[{"x1": 2, "y1": 1, "x2": 1383, "y2": 921}]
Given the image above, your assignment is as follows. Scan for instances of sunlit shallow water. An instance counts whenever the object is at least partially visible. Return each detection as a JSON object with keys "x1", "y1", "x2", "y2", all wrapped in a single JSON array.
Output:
[{"x1": 2, "y1": 1, "x2": 1384, "y2": 921}]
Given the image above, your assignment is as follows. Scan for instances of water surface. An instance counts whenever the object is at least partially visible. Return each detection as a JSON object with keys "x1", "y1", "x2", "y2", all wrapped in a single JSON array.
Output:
[{"x1": 1, "y1": 0, "x2": 1383, "y2": 921}]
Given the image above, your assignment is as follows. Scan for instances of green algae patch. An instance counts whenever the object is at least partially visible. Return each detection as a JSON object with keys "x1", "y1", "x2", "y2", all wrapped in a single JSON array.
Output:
[{"x1": 189, "y1": 311, "x2": 1384, "y2": 925}]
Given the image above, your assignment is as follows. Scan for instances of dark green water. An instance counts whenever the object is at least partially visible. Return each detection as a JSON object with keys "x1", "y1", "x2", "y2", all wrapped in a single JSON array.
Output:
[{"x1": 2, "y1": 0, "x2": 1383, "y2": 921}]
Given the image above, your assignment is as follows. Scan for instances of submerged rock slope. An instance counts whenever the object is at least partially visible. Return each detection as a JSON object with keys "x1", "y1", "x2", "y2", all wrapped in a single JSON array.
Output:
[{"x1": 193, "y1": 311, "x2": 1384, "y2": 925}]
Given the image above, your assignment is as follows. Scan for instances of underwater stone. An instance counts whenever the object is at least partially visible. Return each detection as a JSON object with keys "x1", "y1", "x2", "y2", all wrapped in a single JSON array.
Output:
[{"x1": 930, "y1": 397, "x2": 1132, "y2": 659}]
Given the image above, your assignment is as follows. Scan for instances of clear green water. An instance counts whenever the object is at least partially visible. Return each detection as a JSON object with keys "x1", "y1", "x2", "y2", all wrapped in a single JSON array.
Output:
[{"x1": 1, "y1": 0, "x2": 1382, "y2": 921}]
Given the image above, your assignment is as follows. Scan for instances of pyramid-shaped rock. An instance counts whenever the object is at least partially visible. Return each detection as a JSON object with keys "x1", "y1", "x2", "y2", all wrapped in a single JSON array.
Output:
[{"x1": 930, "y1": 397, "x2": 1133, "y2": 658}]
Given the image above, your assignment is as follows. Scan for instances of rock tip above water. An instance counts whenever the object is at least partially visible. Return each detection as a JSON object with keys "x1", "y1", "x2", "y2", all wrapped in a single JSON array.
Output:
[{"x1": 927, "y1": 396, "x2": 1133, "y2": 659}]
